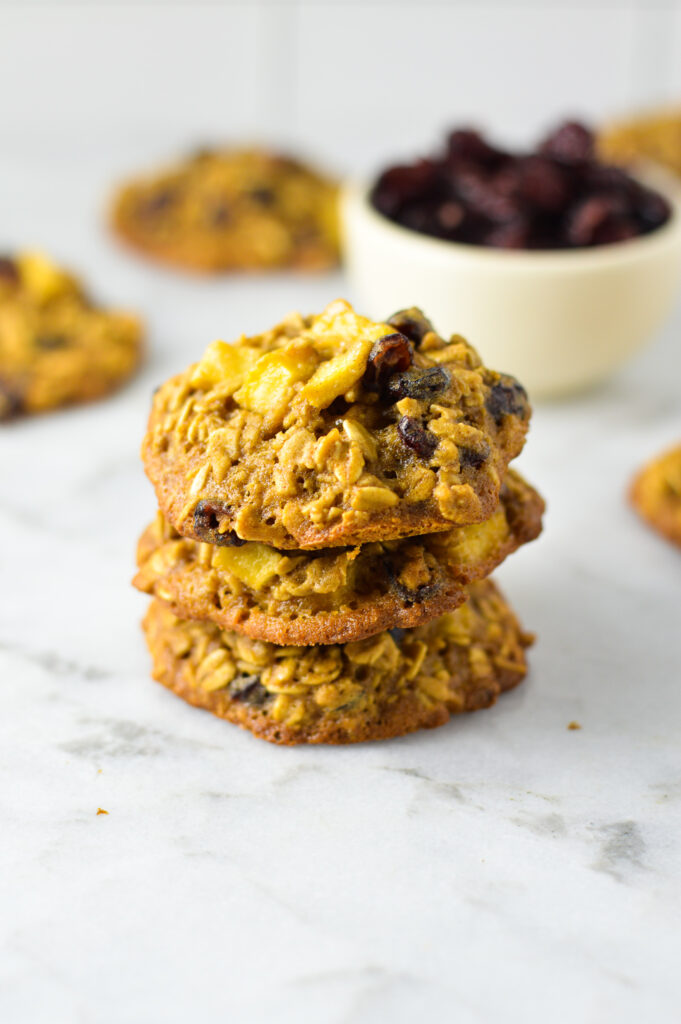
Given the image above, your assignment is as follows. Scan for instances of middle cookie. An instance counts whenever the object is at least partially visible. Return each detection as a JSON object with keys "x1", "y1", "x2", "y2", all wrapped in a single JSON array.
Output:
[{"x1": 134, "y1": 470, "x2": 543, "y2": 645}]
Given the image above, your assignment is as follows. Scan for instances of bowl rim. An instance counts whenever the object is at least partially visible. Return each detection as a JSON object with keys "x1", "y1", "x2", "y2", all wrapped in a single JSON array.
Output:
[{"x1": 343, "y1": 161, "x2": 681, "y2": 270}]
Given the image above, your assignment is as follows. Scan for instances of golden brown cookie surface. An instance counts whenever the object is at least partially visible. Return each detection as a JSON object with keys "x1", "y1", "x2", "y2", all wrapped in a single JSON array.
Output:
[
  {"x1": 141, "y1": 578, "x2": 532, "y2": 745},
  {"x1": 0, "y1": 252, "x2": 142, "y2": 420},
  {"x1": 134, "y1": 470, "x2": 543, "y2": 645},
  {"x1": 142, "y1": 301, "x2": 530, "y2": 549},
  {"x1": 630, "y1": 444, "x2": 681, "y2": 548},
  {"x1": 111, "y1": 147, "x2": 339, "y2": 272}
]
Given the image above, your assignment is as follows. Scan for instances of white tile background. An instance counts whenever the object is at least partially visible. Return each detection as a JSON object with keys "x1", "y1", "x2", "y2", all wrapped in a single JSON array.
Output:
[{"x1": 2, "y1": 0, "x2": 681, "y2": 177}]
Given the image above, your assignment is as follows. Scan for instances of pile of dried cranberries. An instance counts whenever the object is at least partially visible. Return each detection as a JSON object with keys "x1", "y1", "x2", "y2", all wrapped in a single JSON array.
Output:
[{"x1": 370, "y1": 121, "x2": 671, "y2": 249}]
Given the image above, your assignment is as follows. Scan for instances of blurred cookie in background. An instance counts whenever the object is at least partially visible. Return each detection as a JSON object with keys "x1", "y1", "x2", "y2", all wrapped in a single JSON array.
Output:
[
  {"x1": 0, "y1": 252, "x2": 142, "y2": 421},
  {"x1": 600, "y1": 108, "x2": 681, "y2": 178},
  {"x1": 141, "y1": 578, "x2": 533, "y2": 746},
  {"x1": 111, "y1": 146, "x2": 339, "y2": 273},
  {"x1": 630, "y1": 444, "x2": 681, "y2": 549}
]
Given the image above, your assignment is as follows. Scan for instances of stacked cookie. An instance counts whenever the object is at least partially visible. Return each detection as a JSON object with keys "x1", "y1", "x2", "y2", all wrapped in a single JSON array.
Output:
[{"x1": 135, "y1": 300, "x2": 543, "y2": 744}]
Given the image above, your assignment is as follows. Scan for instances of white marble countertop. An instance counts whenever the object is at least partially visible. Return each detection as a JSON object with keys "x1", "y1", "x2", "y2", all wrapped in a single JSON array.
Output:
[{"x1": 2, "y1": 152, "x2": 681, "y2": 1024}]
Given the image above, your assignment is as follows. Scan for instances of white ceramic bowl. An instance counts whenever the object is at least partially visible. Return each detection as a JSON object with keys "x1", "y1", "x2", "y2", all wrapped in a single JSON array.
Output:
[{"x1": 342, "y1": 165, "x2": 681, "y2": 397}]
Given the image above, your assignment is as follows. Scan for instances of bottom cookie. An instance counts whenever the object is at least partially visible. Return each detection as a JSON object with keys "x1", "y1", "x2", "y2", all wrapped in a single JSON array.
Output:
[
  {"x1": 142, "y1": 579, "x2": 533, "y2": 745},
  {"x1": 630, "y1": 443, "x2": 681, "y2": 549}
]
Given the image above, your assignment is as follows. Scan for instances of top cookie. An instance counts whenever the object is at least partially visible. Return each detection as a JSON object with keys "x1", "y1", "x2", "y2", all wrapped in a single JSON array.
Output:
[
  {"x1": 142, "y1": 301, "x2": 531, "y2": 549},
  {"x1": 111, "y1": 147, "x2": 339, "y2": 272},
  {"x1": 0, "y1": 251, "x2": 142, "y2": 420}
]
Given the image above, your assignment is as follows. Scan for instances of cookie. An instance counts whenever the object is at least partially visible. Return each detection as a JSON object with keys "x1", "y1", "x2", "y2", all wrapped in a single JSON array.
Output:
[
  {"x1": 600, "y1": 109, "x2": 681, "y2": 178},
  {"x1": 134, "y1": 470, "x2": 543, "y2": 645},
  {"x1": 141, "y1": 578, "x2": 532, "y2": 745},
  {"x1": 630, "y1": 444, "x2": 681, "y2": 548},
  {"x1": 142, "y1": 301, "x2": 530, "y2": 549},
  {"x1": 0, "y1": 252, "x2": 142, "y2": 420},
  {"x1": 111, "y1": 147, "x2": 339, "y2": 272}
]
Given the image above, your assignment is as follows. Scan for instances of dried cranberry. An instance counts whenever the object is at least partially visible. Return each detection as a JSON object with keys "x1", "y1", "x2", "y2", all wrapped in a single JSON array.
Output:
[
  {"x1": 456, "y1": 169, "x2": 523, "y2": 223},
  {"x1": 566, "y1": 196, "x2": 626, "y2": 246},
  {"x1": 485, "y1": 219, "x2": 531, "y2": 249},
  {"x1": 514, "y1": 156, "x2": 572, "y2": 212},
  {"x1": 250, "y1": 186, "x2": 276, "y2": 206},
  {"x1": 447, "y1": 129, "x2": 508, "y2": 168},
  {"x1": 371, "y1": 160, "x2": 439, "y2": 217},
  {"x1": 636, "y1": 188, "x2": 671, "y2": 230},
  {"x1": 193, "y1": 500, "x2": 245, "y2": 546},
  {"x1": 457, "y1": 212, "x2": 493, "y2": 245},
  {"x1": 583, "y1": 163, "x2": 636, "y2": 198},
  {"x1": 459, "y1": 443, "x2": 490, "y2": 469},
  {"x1": 384, "y1": 366, "x2": 451, "y2": 403},
  {"x1": 398, "y1": 201, "x2": 442, "y2": 235},
  {"x1": 0, "y1": 256, "x2": 19, "y2": 283},
  {"x1": 397, "y1": 416, "x2": 437, "y2": 458},
  {"x1": 229, "y1": 676, "x2": 268, "y2": 705},
  {"x1": 485, "y1": 377, "x2": 528, "y2": 424},
  {"x1": 386, "y1": 308, "x2": 435, "y2": 347},
  {"x1": 363, "y1": 333, "x2": 413, "y2": 391},
  {"x1": 34, "y1": 333, "x2": 69, "y2": 350},
  {"x1": 384, "y1": 558, "x2": 441, "y2": 605},
  {"x1": 539, "y1": 121, "x2": 595, "y2": 164},
  {"x1": 138, "y1": 188, "x2": 177, "y2": 218},
  {"x1": 369, "y1": 120, "x2": 669, "y2": 250},
  {"x1": 437, "y1": 201, "x2": 465, "y2": 231},
  {"x1": 592, "y1": 217, "x2": 639, "y2": 245},
  {"x1": 207, "y1": 201, "x2": 230, "y2": 226}
]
